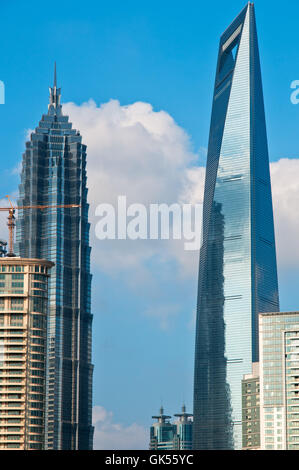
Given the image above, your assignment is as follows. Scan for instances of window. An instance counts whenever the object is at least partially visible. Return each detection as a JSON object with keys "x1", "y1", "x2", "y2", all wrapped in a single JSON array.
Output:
[
  {"x1": 32, "y1": 297, "x2": 45, "y2": 313},
  {"x1": 32, "y1": 274, "x2": 44, "y2": 282},
  {"x1": 10, "y1": 315, "x2": 23, "y2": 326},
  {"x1": 11, "y1": 299, "x2": 24, "y2": 311},
  {"x1": 12, "y1": 282, "x2": 24, "y2": 289}
]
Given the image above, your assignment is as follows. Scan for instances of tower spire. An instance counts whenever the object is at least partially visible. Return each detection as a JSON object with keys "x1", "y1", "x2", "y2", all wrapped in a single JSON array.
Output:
[
  {"x1": 54, "y1": 61, "x2": 57, "y2": 88},
  {"x1": 48, "y1": 62, "x2": 62, "y2": 116}
]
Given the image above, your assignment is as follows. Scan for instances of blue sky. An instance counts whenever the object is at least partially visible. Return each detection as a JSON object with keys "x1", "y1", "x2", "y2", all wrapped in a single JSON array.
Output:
[{"x1": 1, "y1": 0, "x2": 299, "y2": 448}]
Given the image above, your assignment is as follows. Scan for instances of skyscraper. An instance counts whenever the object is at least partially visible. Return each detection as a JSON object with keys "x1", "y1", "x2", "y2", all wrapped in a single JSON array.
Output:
[
  {"x1": 0, "y1": 257, "x2": 53, "y2": 450},
  {"x1": 16, "y1": 66, "x2": 93, "y2": 450},
  {"x1": 259, "y1": 312, "x2": 299, "y2": 450},
  {"x1": 193, "y1": 3, "x2": 279, "y2": 449}
]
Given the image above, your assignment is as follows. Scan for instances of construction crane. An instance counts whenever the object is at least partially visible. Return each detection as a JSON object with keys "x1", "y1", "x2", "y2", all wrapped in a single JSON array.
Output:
[{"x1": 0, "y1": 196, "x2": 81, "y2": 257}]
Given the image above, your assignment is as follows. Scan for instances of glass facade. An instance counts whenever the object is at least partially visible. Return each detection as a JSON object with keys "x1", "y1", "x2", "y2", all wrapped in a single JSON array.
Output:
[
  {"x1": 193, "y1": 4, "x2": 279, "y2": 449},
  {"x1": 259, "y1": 312, "x2": 299, "y2": 450},
  {"x1": 173, "y1": 405, "x2": 193, "y2": 450},
  {"x1": 150, "y1": 406, "x2": 193, "y2": 450},
  {"x1": 15, "y1": 69, "x2": 93, "y2": 450}
]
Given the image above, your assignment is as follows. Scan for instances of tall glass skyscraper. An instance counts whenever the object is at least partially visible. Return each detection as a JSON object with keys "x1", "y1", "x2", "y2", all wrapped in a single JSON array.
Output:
[
  {"x1": 15, "y1": 66, "x2": 93, "y2": 450},
  {"x1": 193, "y1": 3, "x2": 279, "y2": 450}
]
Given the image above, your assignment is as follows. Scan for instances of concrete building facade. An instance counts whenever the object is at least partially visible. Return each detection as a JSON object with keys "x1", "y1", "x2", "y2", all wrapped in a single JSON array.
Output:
[
  {"x1": 0, "y1": 258, "x2": 53, "y2": 450},
  {"x1": 259, "y1": 312, "x2": 299, "y2": 450},
  {"x1": 242, "y1": 362, "x2": 260, "y2": 449}
]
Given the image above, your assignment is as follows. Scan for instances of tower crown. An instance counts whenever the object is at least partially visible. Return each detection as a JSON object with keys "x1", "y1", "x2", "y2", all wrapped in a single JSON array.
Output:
[{"x1": 48, "y1": 62, "x2": 62, "y2": 116}]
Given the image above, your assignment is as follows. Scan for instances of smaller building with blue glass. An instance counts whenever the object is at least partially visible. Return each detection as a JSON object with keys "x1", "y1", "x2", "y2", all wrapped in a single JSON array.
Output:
[{"x1": 150, "y1": 406, "x2": 193, "y2": 450}]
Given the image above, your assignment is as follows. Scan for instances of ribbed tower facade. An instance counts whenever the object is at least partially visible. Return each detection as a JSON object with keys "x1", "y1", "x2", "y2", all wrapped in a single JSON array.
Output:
[
  {"x1": 193, "y1": 3, "x2": 279, "y2": 450},
  {"x1": 16, "y1": 66, "x2": 93, "y2": 450}
]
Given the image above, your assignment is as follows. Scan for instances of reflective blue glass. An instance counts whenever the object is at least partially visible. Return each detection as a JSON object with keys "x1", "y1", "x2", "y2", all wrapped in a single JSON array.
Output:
[
  {"x1": 193, "y1": 4, "x2": 279, "y2": 450},
  {"x1": 15, "y1": 71, "x2": 93, "y2": 450}
]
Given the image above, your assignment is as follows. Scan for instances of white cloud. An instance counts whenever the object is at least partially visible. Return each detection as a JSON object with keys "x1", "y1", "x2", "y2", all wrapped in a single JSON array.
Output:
[
  {"x1": 11, "y1": 162, "x2": 22, "y2": 176},
  {"x1": 12, "y1": 99, "x2": 299, "y2": 327},
  {"x1": 144, "y1": 304, "x2": 180, "y2": 330},
  {"x1": 25, "y1": 128, "x2": 34, "y2": 142},
  {"x1": 63, "y1": 99, "x2": 204, "y2": 279},
  {"x1": 63, "y1": 98, "x2": 299, "y2": 284},
  {"x1": 63, "y1": 99, "x2": 197, "y2": 204},
  {"x1": 93, "y1": 406, "x2": 148, "y2": 450},
  {"x1": 271, "y1": 158, "x2": 299, "y2": 269}
]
